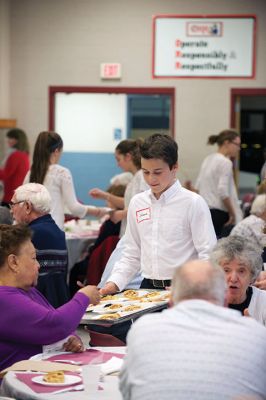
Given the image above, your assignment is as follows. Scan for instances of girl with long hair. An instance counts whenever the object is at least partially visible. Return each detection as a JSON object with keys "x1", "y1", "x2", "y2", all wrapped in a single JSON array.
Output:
[{"x1": 24, "y1": 131, "x2": 108, "y2": 229}]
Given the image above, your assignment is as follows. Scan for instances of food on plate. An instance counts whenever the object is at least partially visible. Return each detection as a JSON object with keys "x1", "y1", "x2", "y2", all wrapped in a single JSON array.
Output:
[
  {"x1": 123, "y1": 290, "x2": 139, "y2": 299},
  {"x1": 145, "y1": 291, "x2": 161, "y2": 298},
  {"x1": 99, "y1": 313, "x2": 121, "y2": 320},
  {"x1": 123, "y1": 305, "x2": 141, "y2": 312},
  {"x1": 106, "y1": 303, "x2": 123, "y2": 310},
  {"x1": 159, "y1": 292, "x2": 171, "y2": 300},
  {"x1": 139, "y1": 297, "x2": 154, "y2": 303},
  {"x1": 43, "y1": 371, "x2": 65, "y2": 383},
  {"x1": 100, "y1": 294, "x2": 118, "y2": 301}
]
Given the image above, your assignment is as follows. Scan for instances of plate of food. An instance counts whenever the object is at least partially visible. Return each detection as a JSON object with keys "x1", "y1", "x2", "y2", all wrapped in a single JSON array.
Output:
[
  {"x1": 32, "y1": 371, "x2": 82, "y2": 386},
  {"x1": 91, "y1": 313, "x2": 122, "y2": 321},
  {"x1": 102, "y1": 303, "x2": 125, "y2": 312},
  {"x1": 122, "y1": 304, "x2": 143, "y2": 312},
  {"x1": 100, "y1": 294, "x2": 120, "y2": 303},
  {"x1": 121, "y1": 289, "x2": 149, "y2": 300}
]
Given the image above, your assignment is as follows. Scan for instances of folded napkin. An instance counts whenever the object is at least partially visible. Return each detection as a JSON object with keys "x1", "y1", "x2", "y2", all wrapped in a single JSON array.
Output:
[
  {"x1": 15, "y1": 372, "x2": 83, "y2": 394},
  {"x1": 47, "y1": 349, "x2": 124, "y2": 365},
  {"x1": 101, "y1": 356, "x2": 124, "y2": 375}
]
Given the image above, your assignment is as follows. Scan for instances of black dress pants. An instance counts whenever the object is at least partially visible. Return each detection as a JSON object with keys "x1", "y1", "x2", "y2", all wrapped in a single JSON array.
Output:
[{"x1": 210, "y1": 208, "x2": 229, "y2": 238}]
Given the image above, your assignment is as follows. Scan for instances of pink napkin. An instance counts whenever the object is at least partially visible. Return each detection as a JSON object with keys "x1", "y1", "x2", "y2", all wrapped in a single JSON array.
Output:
[
  {"x1": 46, "y1": 349, "x2": 124, "y2": 365},
  {"x1": 15, "y1": 372, "x2": 83, "y2": 394}
]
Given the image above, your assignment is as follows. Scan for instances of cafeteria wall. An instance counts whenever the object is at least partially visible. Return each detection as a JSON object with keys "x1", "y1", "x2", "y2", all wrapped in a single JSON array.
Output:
[{"x1": 1, "y1": 0, "x2": 266, "y2": 203}]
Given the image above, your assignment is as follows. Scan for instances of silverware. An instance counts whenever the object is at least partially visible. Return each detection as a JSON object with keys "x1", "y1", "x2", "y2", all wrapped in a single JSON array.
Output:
[{"x1": 51, "y1": 384, "x2": 84, "y2": 394}]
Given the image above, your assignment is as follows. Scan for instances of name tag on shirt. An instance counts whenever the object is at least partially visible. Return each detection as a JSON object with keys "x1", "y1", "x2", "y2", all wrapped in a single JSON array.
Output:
[{"x1": 136, "y1": 207, "x2": 151, "y2": 223}]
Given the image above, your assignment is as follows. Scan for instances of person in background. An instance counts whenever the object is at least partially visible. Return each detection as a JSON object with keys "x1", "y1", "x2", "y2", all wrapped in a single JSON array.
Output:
[
  {"x1": 89, "y1": 138, "x2": 148, "y2": 237},
  {"x1": 10, "y1": 183, "x2": 69, "y2": 307},
  {"x1": 0, "y1": 224, "x2": 100, "y2": 371},
  {"x1": 101, "y1": 133, "x2": 216, "y2": 295},
  {"x1": 186, "y1": 129, "x2": 242, "y2": 237},
  {"x1": 120, "y1": 260, "x2": 266, "y2": 400},
  {"x1": 0, "y1": 206, "x2": 13, "y2": 225},
  {"x1": 110, "y1": 172, "x2": 133, "y2": 187},
  {"x1": 0, "y1": 128, "x2": 30, "y2": 206},
  {"x1": 24, "y1": 131, "x2": 109, "y2": 230},
  {"x1": 230, "y1": 194, "x2": 266, "y2": 261},
  {"x1": 210, "y1": 235, "x2": 266, "y2": 326}
]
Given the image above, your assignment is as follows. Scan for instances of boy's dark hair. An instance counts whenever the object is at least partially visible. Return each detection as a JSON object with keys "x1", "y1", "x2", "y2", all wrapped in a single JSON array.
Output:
[{"x1": 140, "y1": 133, "x2": 178, "y2": 169}]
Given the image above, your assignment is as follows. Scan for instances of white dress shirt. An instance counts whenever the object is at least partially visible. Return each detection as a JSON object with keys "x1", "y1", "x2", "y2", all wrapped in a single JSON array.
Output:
[
  {"x1": 120, "y1": 300, "x2": 266, "y2": 400},
  {"x1": 120, "y1": 169, "x2": 149, "y2": 237},
  {"x1": 195, "y1": 153, "x2": 242, "y2": 223},
  {"x1": 109, "y1": 180, "x2": 217, "y2": 290},
  {"x1": 249, "y1": 286, "x2": 266, "y2": 326}
]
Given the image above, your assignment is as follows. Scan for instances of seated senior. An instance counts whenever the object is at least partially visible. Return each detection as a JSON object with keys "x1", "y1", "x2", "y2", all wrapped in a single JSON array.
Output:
[
  {"x1": 10, "y1": 183, "x2": 69, "y2": 306},
  {"x1": 210, "y1": 235, "x2": 266, "y2": 325},
  {"x1": 120, "y1": 260, "x2": 266, "y2": 400},
  {"x1": 0, "y1": 224, "x2": 100, "y2": 371},
  {"x1": 230, "y1": 194, "x2": 266, "y2": 261}
]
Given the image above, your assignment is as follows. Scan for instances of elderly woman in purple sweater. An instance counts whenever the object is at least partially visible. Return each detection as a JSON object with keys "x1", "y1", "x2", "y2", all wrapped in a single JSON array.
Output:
[{"x1": 0, "y1": 224, "x2": 100, "y2": 370}]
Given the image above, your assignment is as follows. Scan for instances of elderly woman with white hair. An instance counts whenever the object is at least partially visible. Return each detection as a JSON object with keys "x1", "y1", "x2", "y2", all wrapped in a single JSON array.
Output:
[
  {"x1": 230, "y1": 194, "x2": 266, "y2": 252},
  {"x1": 210, "y1": 235, "x2": 266, "y2": 326}
]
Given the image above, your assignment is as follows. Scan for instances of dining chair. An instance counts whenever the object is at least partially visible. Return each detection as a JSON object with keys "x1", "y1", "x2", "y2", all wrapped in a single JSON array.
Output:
[
  {"x1": 85, "y1": 328, "x2": 126, "y2": 347},
  {"x1": 37, "y1": 270, "x2": 70, "y2": 308}
]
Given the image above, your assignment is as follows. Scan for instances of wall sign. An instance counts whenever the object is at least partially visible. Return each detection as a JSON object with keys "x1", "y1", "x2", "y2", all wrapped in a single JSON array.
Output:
[
  {"x1": 100, "y1": 63, "x2": 122, "y2": 79},
  {"x1": 152, "y1": 15, "x2": 256, "y2": 78}
]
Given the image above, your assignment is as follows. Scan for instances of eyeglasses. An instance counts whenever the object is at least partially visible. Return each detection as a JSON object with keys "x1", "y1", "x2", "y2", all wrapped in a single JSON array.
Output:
[
  {"x1": 231, "y1": 141, "x2": 241, "y2": 148},
  {"x1": 9, "y1": 200, "x2": 25, "y2": 208}
]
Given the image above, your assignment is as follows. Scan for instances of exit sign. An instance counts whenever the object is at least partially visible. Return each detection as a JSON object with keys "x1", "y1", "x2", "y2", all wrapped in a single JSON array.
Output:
[{"x1": 100, "y1": 63, "x2": 122, "y2": 79}]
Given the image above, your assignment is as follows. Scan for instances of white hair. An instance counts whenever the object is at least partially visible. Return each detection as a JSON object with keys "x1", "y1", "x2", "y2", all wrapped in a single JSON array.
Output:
[
  {"x1": 14, "y1": 183, "x2": 51, "y2": 214},
  {"x1": 171, "y1": 261, "x2": 227, "y2": 306},
  {"x1": 250, "y1": 194, "x2": 266, "y2": 216},
  {"x1": 210, "y1": 235, "x2": 263, "y2": 282}
]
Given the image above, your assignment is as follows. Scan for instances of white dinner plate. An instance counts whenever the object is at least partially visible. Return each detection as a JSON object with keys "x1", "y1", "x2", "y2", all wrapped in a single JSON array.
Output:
[{"x1": 32, "y1": 374, "x2": 82, "y2": 386}]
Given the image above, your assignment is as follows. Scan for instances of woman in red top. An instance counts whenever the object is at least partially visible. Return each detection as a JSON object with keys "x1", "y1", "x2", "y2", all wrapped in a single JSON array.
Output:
[{"x1": 0, "y1": 128, "x2": 30, "y2": 205}]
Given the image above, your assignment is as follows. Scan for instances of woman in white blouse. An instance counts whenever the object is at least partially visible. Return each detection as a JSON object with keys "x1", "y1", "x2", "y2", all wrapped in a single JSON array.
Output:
[
  {"x1": 24, "y1": 131, "x2": 108, "y2": 229},
  {"x1": 194, "y1": 129, "x2": 242, "y2": 237},
  {"x1": 89, "y1": 138, "x2": 148, "y2": 237}
]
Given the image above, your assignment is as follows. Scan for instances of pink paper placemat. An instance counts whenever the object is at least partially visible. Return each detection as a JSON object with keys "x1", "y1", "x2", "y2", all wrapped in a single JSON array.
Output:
[
  {"x1": 15, "y1": 372, "x2": 83, "y2": 394},
  {"x1": 46, "y1": 349, "x2": 124, "y2": 365}
]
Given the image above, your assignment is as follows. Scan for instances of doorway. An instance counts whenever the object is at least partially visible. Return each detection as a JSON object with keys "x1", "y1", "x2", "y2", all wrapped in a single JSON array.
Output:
[
  {"x1": 49, "y1": 86, "x2": 175, "y2": 205},
  {"x1": 231, "y1": 88, "x2": 266, "y2": 197}
]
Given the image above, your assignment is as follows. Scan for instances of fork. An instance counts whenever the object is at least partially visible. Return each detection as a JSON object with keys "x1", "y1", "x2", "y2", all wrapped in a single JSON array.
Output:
[{"x1": 51, "y1": 384, "x2": 84, "y2": 394}]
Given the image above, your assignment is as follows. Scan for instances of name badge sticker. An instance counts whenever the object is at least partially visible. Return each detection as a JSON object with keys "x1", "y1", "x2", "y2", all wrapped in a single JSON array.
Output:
[{"x1": 136, "y1": 207, "x2": 151, "y2": 223}]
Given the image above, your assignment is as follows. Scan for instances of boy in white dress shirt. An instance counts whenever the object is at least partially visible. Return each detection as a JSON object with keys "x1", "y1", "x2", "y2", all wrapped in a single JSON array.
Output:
[{"x1": 101, "y1": 134, "x2": 216, "y2": 294}]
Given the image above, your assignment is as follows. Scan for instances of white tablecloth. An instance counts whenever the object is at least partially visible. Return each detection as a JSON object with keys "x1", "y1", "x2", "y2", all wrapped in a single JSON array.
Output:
[{"x1": 0, "y1": 347, "x2": 125, "y2": 400}]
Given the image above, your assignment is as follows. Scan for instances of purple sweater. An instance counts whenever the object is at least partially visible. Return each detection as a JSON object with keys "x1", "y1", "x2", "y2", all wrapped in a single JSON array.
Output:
[{"x1": 0, "y1": 287, "x2": 89, "y2": 370}]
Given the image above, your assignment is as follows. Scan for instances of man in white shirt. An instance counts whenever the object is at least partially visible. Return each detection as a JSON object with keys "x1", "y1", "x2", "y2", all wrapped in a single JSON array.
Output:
[
  {"x1": 101, "y1": 134, "x2": 216, "y2": 294},
  {"x1": 120, "y1": 260, "x2": 266, "y2": 400}
]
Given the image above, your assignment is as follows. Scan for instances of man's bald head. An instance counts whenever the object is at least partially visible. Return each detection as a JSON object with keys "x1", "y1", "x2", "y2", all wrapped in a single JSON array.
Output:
[{"x1": 171, "y1": 260, "x2": 227, "y2": 306}]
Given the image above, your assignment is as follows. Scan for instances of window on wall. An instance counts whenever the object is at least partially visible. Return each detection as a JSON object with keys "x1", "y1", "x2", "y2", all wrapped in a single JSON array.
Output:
[
  {"x1": 127, "y1": 95, "x2": 171, "y2": 140},
  {"x1": 49, "y1": 86, "x2": 175, "y2": 150}
]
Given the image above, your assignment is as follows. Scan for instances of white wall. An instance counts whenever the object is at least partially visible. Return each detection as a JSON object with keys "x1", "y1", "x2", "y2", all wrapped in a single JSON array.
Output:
[{"x1": 2, "y1": 0, "x2": 266, "y2": 183}]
